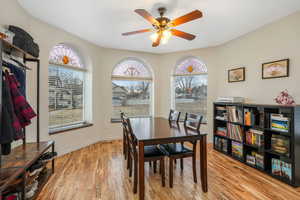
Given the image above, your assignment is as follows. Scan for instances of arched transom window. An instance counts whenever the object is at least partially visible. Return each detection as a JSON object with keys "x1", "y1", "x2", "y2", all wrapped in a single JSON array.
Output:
[
  {"x1": 111, "y1": 58, "x2": 153, "y2": 119},
  {"x1": 48, "y1": 43, "x2": 88, "y2": 131},
  {"x1": 173, "y1": 57, "x2": 207, "y2": 121}
]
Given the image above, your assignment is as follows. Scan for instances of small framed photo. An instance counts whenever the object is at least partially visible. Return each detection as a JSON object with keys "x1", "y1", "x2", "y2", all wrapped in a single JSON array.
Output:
[
  {"x1": 228, "y1": 67, "x2": 245, "y2": 83},
  {"x1": 262, "y1": 59, "x2": 289, "y2": 79}
]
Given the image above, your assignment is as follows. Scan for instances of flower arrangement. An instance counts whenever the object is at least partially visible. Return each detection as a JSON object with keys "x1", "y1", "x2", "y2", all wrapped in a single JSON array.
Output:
[{"x1": 274, "y1": 90, "x2": 295, "y2": 105}]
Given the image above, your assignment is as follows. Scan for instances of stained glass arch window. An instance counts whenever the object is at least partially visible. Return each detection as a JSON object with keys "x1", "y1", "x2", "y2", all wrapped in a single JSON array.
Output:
[
  {"x1": 174, "y1": 57, "x2": 207, "y2": 75},
  {"x1": 112, "y1": 58, "x2": 152, "y2": 80},
  {"x1": 49, "y1": 44, "x2": 83, "y2": 68}
]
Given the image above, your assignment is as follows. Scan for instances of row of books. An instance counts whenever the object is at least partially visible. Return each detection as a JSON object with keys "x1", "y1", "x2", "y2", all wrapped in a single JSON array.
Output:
[
  {"x1": 246, "y1": 151, "x2": 264, "y2": 169},
  {"x1": 227, "y1": 106, "x2": 243, "y2": 123},
  {"x1": 244, "y1": 108, "x2": 256, "y2": 126},
  {"x1": 245, "y1": 129, "x2": 264, "y2": 147},
  {"x1": 216, "y1": 106, "x2": 227, "y2": 121},
  {"x1": 271, "y1": 135, "x2": 290, "y2": 157},
  {"x1": 272, "y1": 158, "x2": 292, "y2": 181},
  {"x1": 216, "y1": 127, "x2": 227, "y2": 137},
  {"x1": 232, "y1": 141, "x2": 243, "y2": 159},
  {"x1": 270, "y1": 114, "x2": 289, "y2": 133},
  {"x1": 227, "y1": 123, "x2": 243, "y2": 142},
  {"x1": 214, "y1": 137, "x2": 228, "y2": 153}
]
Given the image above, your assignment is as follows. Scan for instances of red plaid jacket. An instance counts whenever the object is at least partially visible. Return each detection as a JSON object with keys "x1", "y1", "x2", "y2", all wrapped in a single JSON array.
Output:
[{"x1": 5, "y1": 71, "x2": 37, "y2": 128}]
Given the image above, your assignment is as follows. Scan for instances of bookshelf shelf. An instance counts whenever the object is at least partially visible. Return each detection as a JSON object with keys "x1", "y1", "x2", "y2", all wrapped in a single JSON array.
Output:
[
  {"x1": 213, "y1": 102, "x2": 300, "y2": 187},
  {"x1": 264, "y1": 149, "x2": 291, "y2": 162},
  {"x1": 244, "y1": 143, "x2": 264, "y2": 151},
  {"x1": 264, "y1": 128, "x2": 291, "y2": 137}
]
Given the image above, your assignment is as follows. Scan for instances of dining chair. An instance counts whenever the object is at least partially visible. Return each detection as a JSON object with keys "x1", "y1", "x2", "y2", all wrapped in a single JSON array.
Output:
[
  {"x1": 168, "y1": 109, "x2": 181, "y2": 122},
  {"x1": 121, "y1": 112, "x2": 129, "y2": 162},
  {"x1": 122, "y1": 116, "x2": 166, "y2": 193},
  {"x1": 160, "y1": 113, "x2": 203, "y2": 188}
]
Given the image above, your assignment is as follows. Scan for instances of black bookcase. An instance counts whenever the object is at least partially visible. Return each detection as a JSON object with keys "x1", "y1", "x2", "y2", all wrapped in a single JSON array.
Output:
[{"x1": 213, "y1": 102, "x2": 300, "y2": 186}]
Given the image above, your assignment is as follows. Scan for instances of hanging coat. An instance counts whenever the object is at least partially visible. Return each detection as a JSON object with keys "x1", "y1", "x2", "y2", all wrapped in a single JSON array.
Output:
[{"x1": 5, "y1": 71, "x2": 36, "y2": 128}]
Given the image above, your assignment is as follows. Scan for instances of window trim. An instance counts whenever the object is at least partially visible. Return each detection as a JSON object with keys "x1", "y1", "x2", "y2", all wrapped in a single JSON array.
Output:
[
  {"x1": 49, "y1": 61, "x2": 87, "y2": 72},
  {"x1": 48, "y1": 62, "x2": 87, "y2": 131},
  {"x1": 49, "y1": 122, "x2": 93, "y2": 135}
]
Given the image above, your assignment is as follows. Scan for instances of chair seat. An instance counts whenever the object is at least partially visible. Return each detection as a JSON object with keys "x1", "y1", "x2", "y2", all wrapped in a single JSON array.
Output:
[
  {"x1": 144, "y1": 145, "x2": 165, "y2": 157},
  {"x1": 159, "y1": 143, "x2": 192, "y2": 156}
]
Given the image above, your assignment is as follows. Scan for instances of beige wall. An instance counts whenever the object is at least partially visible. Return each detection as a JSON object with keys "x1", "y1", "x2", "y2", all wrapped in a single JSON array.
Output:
[
  {"x1": 1, "y1": 0, "x2": 300, "y2": 155},
  {"x1": 0, "y1": 0, "x2": 161, "y2": 155}
]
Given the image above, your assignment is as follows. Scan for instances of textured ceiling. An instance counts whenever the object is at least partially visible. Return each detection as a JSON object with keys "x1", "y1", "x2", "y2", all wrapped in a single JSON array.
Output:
[{"x1": 18, "y1": 0, "x2": 300, "y2": 53}]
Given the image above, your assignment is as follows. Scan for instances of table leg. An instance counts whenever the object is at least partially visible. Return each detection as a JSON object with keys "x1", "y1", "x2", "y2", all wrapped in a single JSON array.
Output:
[
  {"x1": 138, "y1": 141, "x2": 145, "y2": 200},
  {"x1": 199, "y1": 135, "x2": 208, "y2": 192}
]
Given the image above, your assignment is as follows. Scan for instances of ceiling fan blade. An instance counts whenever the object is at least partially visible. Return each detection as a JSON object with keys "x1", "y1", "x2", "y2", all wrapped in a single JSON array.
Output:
[
  {"x1": 135, "y1": 9, "x2": 159, "y2": 25},
  {"x1": 169, "y1": 10, "x2": 203, "y2": 27},
  {"x1": 152, "y1": 32, "x2": 162, "y2": 47},
  {"x1": 170, "y1": 29, "x2": 196, "y2": 40},
  {"x1": 122, "y1": 29, "x2": 152, "y2": 36}
]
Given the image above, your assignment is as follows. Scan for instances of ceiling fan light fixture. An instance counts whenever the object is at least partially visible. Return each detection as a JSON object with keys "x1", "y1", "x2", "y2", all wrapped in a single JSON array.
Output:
[
  {"x1": 161, "y1": 30, "x2": 172, "y2": 44},
  {"x1": 150, "y1": 32, "x2": 159, "y2": 42}
]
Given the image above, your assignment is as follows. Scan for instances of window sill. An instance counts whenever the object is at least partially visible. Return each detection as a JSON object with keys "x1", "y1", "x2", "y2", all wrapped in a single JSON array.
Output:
[
  {"x1": 111, "y1": 118, "x2": 122, "y2": 123},
  {"x1": 49, "y1": 123, "x2": 93, "y2": 135}
]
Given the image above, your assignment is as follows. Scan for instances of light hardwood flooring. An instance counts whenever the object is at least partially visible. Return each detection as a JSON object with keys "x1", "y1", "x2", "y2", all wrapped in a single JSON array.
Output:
[{"x1": 37, "y1": 140, "x2": 300, "y2": 200}]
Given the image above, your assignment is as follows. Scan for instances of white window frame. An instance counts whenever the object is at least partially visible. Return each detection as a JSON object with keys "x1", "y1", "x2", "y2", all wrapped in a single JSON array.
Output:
[
  {"x1": 172, "y1": 56, "x2": 208, "y2": 121},
  {"x1": 48, "y1": 45, "x2": 89, "y2": 132},
  {"x1": 111, "y1": 57, "x2": 153, "y2": 120}
]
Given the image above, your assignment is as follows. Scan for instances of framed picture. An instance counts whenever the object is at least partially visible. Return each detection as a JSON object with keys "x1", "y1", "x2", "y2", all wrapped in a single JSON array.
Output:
[
  {"x1": 262, "y1": 59, "x2": 289, "y2": 79},
  {"x1": 228, "y1": 67, "x2": 245, "y2": 83}
]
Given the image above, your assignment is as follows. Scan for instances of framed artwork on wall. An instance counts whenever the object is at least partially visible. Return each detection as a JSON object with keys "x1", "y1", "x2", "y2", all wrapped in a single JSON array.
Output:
[
  {"x1": 228, "y1": 67, "x2": 245, "y2": 83},
  {"x1": 262, "y1": 59, "x2": 289, "y2": 79}
]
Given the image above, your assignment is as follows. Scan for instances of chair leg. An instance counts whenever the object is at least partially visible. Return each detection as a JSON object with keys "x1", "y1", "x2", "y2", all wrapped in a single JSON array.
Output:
[
  {"x1": 129, "y1": 155, "x2": 133, "y2": 177},
  {"x1": 153, "y1": 161, "x2": 157, "y2": 173},
  {"x1": 149, "y1": 161, "x2": 152, "y2": 167},
  {"x1": 160, "y1": 158, "x2": 165, "y2": 187},
  {"x1": 133, "y1": 157, "x2": 138, "y2": 193},
  {"x1": 180, "y1": 158, "x2": 184, "y2": 171},
  {"x1": 127, "y1": 150, "x2": 130, "y2": 170},
  {"x1": 169, "y1": 157, "x2": 173, "y2": 188},
  {"x1": 192, "y1": 154, "x2": 197, "y2": 183}
]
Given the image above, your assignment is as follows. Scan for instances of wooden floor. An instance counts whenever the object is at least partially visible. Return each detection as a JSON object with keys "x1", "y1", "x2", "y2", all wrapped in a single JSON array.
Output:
[{"x1": 37, "y1": 140, "x2": 300, "y2": 200}]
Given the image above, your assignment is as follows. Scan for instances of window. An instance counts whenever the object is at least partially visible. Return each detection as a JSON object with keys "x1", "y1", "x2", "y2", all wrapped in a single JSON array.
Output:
[
  {"x1": 111, "y1": 58, "x2": 153, "y2": 119},
  {"x1": 48, "y1": 44, "x2": 87, "y2": 130},
  {"x1": 173, "y1": 57, "x2": 207, "y2": 121}
]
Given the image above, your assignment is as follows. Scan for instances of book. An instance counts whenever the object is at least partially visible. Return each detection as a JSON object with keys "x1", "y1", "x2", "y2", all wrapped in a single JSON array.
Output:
[
  {"x1": 246, "y1": 154, "x2": 256, "y2": 166},
  {"x1": 272, "y1": 158, "x2": 292, "y2": 181},
  {"x1": 255, "y1": 153, "x2": 264, "y2": 169},
  {"x1": 271, "y1": 135, "x2": 290, "y2": 156},
  {"x1": 214, "y1": 137, "x2": 228, "y2": 153},
  {"x1": 245, "y1": 129, "x2": 264, "y2": 147},
  {"x1": 227, "y1": 123, "x2": 243, "y2": 142},
  {"x1": 216, "y1": 127, "x2": 227, "y2": 137},
  {"x1": 227, "y1": 106, "x2": 243, "y2": 124},
  {"x1": 232, "y1": 141, "x2": 243, "y2": 159},
  {"x1": 270, "y1": 114, "x2": 289, "y2": 133}
]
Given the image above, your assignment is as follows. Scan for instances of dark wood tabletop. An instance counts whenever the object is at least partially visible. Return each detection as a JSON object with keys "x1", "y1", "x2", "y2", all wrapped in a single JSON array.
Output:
[
  {"x1": 129, "y1": 117, "x2": 208, "y2": 200},
  {"x1": 130, "y1": 117, "x2": 207, "y2": 144}
]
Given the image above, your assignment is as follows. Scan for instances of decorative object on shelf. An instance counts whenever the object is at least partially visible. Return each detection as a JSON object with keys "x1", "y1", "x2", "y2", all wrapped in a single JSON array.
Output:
[
  {"x1": 228, "y1": 67, "x2": 245, "y2": 83},
  {"x1": 262, "y1": 59, "x2": 289, "y2": 79},
  {"x1": 274, "y1": 90, "x2": 295, "y2": 105}
]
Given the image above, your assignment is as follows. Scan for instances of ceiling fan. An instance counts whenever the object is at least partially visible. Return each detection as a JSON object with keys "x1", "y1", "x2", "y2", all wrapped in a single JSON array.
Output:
[{"x1": 122, "y1": 7, "x2": 203, "y2": 47}]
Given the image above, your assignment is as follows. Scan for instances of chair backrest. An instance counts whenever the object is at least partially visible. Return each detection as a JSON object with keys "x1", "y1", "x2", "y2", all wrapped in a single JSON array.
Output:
[
  {"x1": 168, "y1": 109, "x2": 181, "y2": 122},
  {"x1": 122, "y1": 117, "x2": 137, "y2": 155},
  {"x1": 184, "y1": 113, "x2": 203, "y2": 131}
]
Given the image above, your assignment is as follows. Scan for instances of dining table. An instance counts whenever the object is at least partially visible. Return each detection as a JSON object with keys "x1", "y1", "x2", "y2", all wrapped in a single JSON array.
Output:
[{"x1": 129, "y1": 117, "x2": 208, "y2": 200}]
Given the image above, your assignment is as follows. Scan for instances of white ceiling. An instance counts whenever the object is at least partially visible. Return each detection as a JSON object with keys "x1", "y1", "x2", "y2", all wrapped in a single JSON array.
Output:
[{"x1": 18, "y1": 0, "x2": 300, "y2": 54}]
